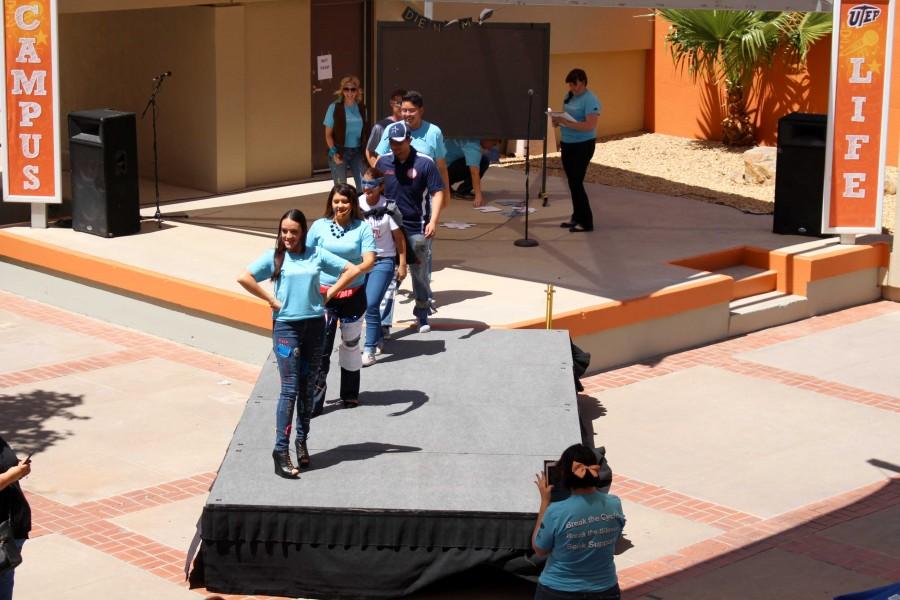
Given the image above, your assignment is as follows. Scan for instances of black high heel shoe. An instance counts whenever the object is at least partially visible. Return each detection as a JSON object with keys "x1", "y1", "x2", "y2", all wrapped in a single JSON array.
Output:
[
  {"x1": 296, "y1": 440, "x2": 310, "y2": 468},
  {"x1": 272, "y1": 449, "x2": 299, "y2": 478}
]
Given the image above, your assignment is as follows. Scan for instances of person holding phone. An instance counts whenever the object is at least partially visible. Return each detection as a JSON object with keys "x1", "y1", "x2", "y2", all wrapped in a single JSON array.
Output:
[
  {"x1": 0, "y1": 436, "x2": 32, "y2": 600},
  {"x1": 238, "y1": 209, "x2": 362, "y2": 478},
  {"x1": 532, "y1": 443, "x2": 625, "y2": 600}
]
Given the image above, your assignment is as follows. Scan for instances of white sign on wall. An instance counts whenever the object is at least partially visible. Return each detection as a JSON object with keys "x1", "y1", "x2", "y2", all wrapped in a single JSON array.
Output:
[{"x1": 317, "y1": 54, "x2": 332, "y2": 81}]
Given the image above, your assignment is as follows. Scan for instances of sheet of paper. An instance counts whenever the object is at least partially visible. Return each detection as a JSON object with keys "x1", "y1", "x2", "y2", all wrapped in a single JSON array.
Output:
[
  {"x1": 474, "y1": 206, "x2": 503, "y2": 213},
  {"x1": 548, "y1": 111, "x2": 576, "y2": 122},
  {"x1": 441, "y1": 221, "x2": 476, "y2": 230},
  {"x1": 317, "y1": 54, "x2": 333, "y2": 80}
]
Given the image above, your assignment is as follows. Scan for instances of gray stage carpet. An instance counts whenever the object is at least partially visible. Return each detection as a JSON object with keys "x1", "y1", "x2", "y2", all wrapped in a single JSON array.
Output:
[{"x1": 197, "y1": 327, "x2": 581, "y2": 598}]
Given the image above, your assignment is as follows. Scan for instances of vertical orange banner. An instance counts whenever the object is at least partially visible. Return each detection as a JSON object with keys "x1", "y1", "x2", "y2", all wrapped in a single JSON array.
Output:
[
  {"x1": 823, "y1": 0, "x2": 895, "y2": 233},
  {"x1": 1, "y1": 0, "x2": 61, "y2": 203}
]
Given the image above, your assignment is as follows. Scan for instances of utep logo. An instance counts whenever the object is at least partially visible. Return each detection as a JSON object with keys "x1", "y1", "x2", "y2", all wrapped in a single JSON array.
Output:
[{"x1": 847, "y1": 4, "x2": 881, "y2": 27}]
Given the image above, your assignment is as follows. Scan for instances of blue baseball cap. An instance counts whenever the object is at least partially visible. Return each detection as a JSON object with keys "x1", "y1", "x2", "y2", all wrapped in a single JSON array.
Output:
[{"x1": 387, "y1": 121, "x2": 410, "y2": 141}]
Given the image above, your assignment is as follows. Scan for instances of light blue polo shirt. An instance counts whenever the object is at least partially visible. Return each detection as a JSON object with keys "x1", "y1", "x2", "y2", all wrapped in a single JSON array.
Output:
[
  {"x1": 560, "y1": 89, "x2": 601, "y2": 144},
  {"x1": 444, "y1": 139, "x2": 482, "y2": 167},
  {"x1": 247, "y1": 247, "x2": 347, "y2": 321},
  {"x1": 306, "y1": 218, "x2": 376, "y2": 288},
  {"x1": 323, "y1": 102, "x2": 364, "y2": 148},
  {"x1": 534, "y1": 491, "x2": 625, "y2": 592},
  {"x1": 375, "y1": 120, "x2": 447, "y2": 160}
]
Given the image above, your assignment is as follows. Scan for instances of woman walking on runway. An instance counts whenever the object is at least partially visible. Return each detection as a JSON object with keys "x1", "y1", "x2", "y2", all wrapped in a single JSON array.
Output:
[
  {"x1": 324, "y1": 75, "x2": 369, "y2": 193},
  {"x1": 238, "y1": 209, "x2": 361, "y2": 478},
  {"x1": 308, "y1": 184, "x2": 376, "y2": 411},
  {"x1": 553, "y1": 69, "x2": 601, "y2": 233}
]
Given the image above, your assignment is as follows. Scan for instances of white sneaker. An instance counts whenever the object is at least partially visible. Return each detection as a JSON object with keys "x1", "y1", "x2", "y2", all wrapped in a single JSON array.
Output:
[
  {"x1": 362, "y1": 352, "x2": 376, "y2": 367},
  {"x1": 375, "y1": 341, "x2": 384, "y2": 355},
  {"x1": 418, "y1": 322, "x2": 431, "y2": 334}
]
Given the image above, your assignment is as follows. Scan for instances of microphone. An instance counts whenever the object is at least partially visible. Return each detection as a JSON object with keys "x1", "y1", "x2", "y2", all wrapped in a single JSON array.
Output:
[
  {"x1": 528, "y1": 89, "x2": 534, "y2": 96},
  {"x1": 153, "y1": 71, "x2": 173, "y2": 81}
]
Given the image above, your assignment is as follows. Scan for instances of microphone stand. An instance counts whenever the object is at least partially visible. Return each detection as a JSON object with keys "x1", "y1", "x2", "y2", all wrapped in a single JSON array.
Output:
[
  {"x1": 541, "y1": 111, "x2": 550, "y2": 207},
  {"x1": 141, "y1": 74, "x2": 168, "y2": 228},
  {"x1": 515, "y1": 89, "x2": 539, "y2": 248}
]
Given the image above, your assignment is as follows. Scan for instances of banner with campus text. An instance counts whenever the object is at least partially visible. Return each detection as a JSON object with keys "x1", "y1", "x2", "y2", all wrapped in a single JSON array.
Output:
[
  {"x1": 823, "y1": 0, "x2": 895, "y2": 233},
  {"x1": 1, "y1": 0, "x2": 61, "y2": 203}
]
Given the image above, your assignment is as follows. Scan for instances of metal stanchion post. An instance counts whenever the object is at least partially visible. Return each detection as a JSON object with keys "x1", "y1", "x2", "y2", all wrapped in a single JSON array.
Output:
[{"x1": 545, "y1": 283, "x2": 555, "y2": 329}]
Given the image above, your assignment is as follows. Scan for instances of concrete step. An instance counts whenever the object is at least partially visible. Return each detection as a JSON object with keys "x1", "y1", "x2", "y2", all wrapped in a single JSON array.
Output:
[{"x1": 728, "y1": 291, "x2": 810, "y2": 337}]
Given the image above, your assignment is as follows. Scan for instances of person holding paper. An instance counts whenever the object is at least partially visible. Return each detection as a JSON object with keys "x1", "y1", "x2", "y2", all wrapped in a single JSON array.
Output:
[
  {"x1": 551, "y1": 69, "x2": 600, "y2": 233},
  {"x1": 445, "y1": 138, "x2": 499, "y2": 207}
]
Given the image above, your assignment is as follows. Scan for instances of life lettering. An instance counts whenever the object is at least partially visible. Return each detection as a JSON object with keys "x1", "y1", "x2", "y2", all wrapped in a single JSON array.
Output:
[
  {"x1": 842, "y1": 57, "x2": 873, "y2": 199},
  {"x1": 11, "y1": 4, "x2": 45, "y2": 191}
]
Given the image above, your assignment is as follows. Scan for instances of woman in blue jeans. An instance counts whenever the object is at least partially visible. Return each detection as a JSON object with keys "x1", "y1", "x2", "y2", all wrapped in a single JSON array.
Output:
[
  {"x1": 324, "y1": 75, "x2": 369, "y2": 192},
  {"x1": 0, "y1": 436, "x2": 31, "y2": 600},
  {"x1": 532, "y1": 444, "x2": 625, "y2": 600},
  {"x1": 238, "y1": 209, "x2": 360, "y2": 478},
  {"x1": 357, "y1": 167, "x2": 407, "y2": 366}
]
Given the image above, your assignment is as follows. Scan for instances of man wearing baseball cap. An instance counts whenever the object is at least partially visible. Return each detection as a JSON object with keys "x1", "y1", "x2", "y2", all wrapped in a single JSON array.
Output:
[{"x1": 374, "y1": 121, "x2": 445, "y2": 333}]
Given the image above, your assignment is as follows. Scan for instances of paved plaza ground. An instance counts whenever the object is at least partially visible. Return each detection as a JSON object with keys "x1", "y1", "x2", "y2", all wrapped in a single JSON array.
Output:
[{"x1": 1, "y1": 290, "x2": 898, "y2": 599}]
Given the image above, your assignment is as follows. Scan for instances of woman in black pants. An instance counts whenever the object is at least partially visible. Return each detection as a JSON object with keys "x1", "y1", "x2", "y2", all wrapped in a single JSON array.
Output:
[{"x1": 552, "y1": 69, "x2": 601, "y2": 233}]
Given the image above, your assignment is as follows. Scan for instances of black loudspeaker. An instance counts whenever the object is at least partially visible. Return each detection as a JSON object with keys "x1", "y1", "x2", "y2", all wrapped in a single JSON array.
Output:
[
  {"x1": 773, "y1": 112, "x2": 826, "y2": 236},
  {"x1": 69, "y1": 110, "x2": 140, "y2": 237}
]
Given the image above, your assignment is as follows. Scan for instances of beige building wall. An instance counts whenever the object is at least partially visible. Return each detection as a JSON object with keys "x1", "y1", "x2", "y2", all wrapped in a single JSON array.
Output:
[{"x1": 59, "y1": 7, "x2": 218, "y2": 191}]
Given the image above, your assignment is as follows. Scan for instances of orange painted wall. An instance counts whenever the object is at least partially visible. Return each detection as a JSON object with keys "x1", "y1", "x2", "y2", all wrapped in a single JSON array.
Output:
[{"x1": 647, "y1": 11, "x2": 900, "y2": 166}]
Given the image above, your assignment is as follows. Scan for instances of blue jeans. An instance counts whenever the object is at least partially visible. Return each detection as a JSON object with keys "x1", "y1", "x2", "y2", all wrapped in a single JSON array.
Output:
[
  {"x1": 328, "y1": 146, "x2": 364, "y2": 194},
  {"x1": 407, "y1": 233, "x2": 433, "y2": 319},
  {"x1": 0, "y1": 539, "x2": 25, "y2": 600},
  {"x1": 534, "y1": 583, "x2": 620, "y2": 600},
  {"x1": 364, "y1": 257, "x2": 396, "y2": 352},
  {"x1": 272, "y1": 318, "x2": 325, "y2": 450}
]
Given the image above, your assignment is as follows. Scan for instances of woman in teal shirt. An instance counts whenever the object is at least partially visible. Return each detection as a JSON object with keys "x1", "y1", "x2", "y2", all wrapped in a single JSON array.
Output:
[
  {"x1": 324, "y1": 75, "x2": 369, "y2": 193},
  {"x1": 308, "y1": 184, "x2": 376, "y2": 412},
  {"x1": 552, "y1": 69, "x2": 601, "y2": 233},
  {"x1": 532, "y1": 443, "x2": 625, "y2": 599},
  {"x1": 238, "y1": 209, "x2": 361, "y2": 478}
]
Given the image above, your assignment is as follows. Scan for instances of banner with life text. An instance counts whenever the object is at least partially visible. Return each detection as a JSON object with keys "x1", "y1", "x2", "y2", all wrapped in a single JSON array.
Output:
[
  {"x1": 1, "y1": 0, "x2": 61, "y2": 204},
  {"x1": 822, "y1": 0, "x2": 895, "y2": 233}
]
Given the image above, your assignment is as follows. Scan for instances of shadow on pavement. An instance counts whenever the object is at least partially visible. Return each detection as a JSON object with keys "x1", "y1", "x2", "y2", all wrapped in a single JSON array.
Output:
[{"x1": 0, "y1": 389, "x2": 87, "y2": 455}]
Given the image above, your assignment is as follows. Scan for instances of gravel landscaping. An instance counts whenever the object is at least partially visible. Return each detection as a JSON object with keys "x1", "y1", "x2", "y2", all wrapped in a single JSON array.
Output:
[{"x1": 501, "y1": 131, "x2": 896, "y2": 234}]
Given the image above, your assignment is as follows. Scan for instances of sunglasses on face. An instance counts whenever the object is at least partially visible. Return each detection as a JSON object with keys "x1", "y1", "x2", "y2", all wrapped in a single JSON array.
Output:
[{"x1": 343, "y1": 87, "x2": 358, "y2": 92}]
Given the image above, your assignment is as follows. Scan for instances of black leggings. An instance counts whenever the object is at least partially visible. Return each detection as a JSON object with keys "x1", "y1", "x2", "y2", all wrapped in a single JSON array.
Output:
[{"x1": 560, "y1": 138, "x2": 596, "y2": 229}]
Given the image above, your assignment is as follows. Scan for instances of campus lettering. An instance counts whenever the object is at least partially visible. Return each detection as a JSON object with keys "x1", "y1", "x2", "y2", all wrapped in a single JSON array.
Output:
[
  {"x1": 2, "y1": 0, "x2": 58, "y2": 200},
  {"x1": 824, "y1": 0, "x2": 892, "y2": 231}
]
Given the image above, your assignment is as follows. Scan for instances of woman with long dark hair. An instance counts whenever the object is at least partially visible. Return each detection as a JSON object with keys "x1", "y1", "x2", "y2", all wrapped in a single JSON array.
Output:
[
  {"x1": 308, "y1": 184, "x2": 376, "y2": 411},
  {"x1": 324, "y1": 75, "x2": 369, "y2": 192},
  {"x1": 552, "y1": 69, "x2": 601, "y2": 233},
  {"x1": 238, "y1": 209, "x2": 361, "y2": 478},
  {"x1": 0, "y1": 436, "x2": 31, "y2": 600},
  {"x1": 532, "y1": 444, "x2": 625, "y2": 600}
]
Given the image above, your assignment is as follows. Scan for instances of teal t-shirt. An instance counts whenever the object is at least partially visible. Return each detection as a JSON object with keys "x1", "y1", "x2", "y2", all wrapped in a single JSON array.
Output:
[
  {"x1": 306, "y1": 218, "x2": 376, "y2": 288},
  {"x1": 560, "y1": 89, "x2": 601, "y2": 144},
  {"x1": 247, "y1": 247, "x2": 347, "y2": 322},
  {"x1": 323, "y1": 102, "x2": 364, "y2": 148},
  {"x1": 444, "y1": 139, "x2": 482, "y2": 167},
  {"x1": 375, "y1": 120, "x2": 447, "y2": 160},
  {"x1": 534, "y1": 491, "x2": 625, "y2": 592}
]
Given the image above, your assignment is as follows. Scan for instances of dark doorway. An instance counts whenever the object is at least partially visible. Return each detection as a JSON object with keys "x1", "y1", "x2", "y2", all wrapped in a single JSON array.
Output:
[{"x1": 310, "y1": 0, "x2": 368, "y2": 172}]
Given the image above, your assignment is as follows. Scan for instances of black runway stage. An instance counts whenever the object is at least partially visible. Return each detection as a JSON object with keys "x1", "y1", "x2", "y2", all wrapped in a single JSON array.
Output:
[{"x1": 192, "y1": 328, "x2": 580, "y2": 599}]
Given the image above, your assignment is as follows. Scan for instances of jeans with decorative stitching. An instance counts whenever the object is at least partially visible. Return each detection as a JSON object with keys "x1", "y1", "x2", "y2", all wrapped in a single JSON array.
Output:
[{"x1": 272, "y1": 318, "x2": 324, "y2": 450}]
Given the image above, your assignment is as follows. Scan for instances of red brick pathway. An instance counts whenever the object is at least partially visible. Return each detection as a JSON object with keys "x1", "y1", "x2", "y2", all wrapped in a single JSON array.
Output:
[{"x1": 3, "y1": 290, "x2": 899, "y2": 599}]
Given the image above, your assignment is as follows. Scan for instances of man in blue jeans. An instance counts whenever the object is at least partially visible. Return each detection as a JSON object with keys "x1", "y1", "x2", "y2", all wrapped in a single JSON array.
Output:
[{"x1": 374, "y1": 122, "x2": 445, "y2": 332}]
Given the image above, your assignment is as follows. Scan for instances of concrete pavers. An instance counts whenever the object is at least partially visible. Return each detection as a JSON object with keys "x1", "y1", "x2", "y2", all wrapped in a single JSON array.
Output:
[
  {"x1": 15, "y1": 535, "x2": 200, "y2": 599},
  {"x1": 590, "y1": 365, "x2": 900, "y2": 518},
  {"x1": 1, "y1": 292, "x2": 898, "y2": 599},
  {"x1": 738, "y1": 312, "x2": 900, "y2": 398},
  {"x1": 7, "y1": 358, "x2": 250, "y2": 504},
  {"x1": 819, "y1": 504, "x2": 900, "y2": 560},
  {"x1": 634, "y1": 548, "x2": 889, "y2": 600},
  {"x1": 0, "y1": 308, "x2": 123, "y2": 374}
]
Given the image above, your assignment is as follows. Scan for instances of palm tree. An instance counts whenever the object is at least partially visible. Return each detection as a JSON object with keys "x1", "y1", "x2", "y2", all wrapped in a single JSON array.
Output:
[{"x1": 658, "y1": 9, "x2": 832, "y2": 145}]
